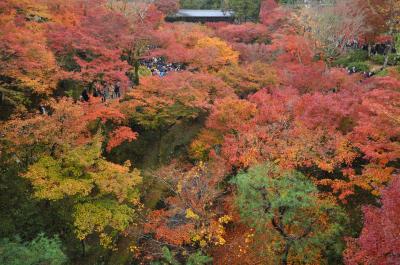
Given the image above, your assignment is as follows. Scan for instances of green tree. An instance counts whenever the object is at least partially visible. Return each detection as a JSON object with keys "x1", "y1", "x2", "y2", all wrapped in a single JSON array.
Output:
[
  {"x1": 186, "y1": 251, "x2": 213, "y2": 265},
  {"x1": 24, "y1": 138, "x2": 142, "y2": 251},
  {"x1": 151, "y1": 246, "x2": 212, "y2": 265},
  {"x1": 232, "y1": 162, "x2": 347, "y2": 265},
  {"x1": 227, "y1": 0, "x2": 262, "y2": 22},
  {"x1": 180, "y1": 0, "x2": 221, "y2": 9},
  {"x1": 0, "y1": 233, "x2": 67, "y2": 265}
]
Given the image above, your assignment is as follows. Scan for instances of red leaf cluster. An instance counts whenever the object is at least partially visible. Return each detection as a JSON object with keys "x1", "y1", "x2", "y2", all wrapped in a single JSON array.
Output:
[
  {"x1": 106, "y1": 126, "x2": 138, "y2": 152},
  {"x1": 344, "y1": 177, "x2": 400, "y2": 265}
]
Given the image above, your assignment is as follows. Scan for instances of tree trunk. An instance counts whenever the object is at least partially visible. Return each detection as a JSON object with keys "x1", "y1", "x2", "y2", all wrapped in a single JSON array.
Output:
[
  {"x1": 157, "y1": 129, "x2": 163, "y2": 165},
  {"x1": 134, "y1": 59, "x2": 140, "y2": 86},
  {"x1": 383, "y1": 24, "x2": 395, "y2": 69},
  {"x1": 368, "y1": 44, "x2": 372, "y2": 58},
  {"x1": 383, "y1": 43, "x2": 393, "y2": 69},
  {"x1": 81, "y1": 240, "x2": 86, "y2": 258},
  {"x1": 281, "y1": 243, "x2": 291, "y2": 265}
]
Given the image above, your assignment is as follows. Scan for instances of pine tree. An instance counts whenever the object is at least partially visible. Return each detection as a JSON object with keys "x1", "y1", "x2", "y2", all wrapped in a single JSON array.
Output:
[{"x1": 232, "y1": 162, "x2": 347, "y2": 264}]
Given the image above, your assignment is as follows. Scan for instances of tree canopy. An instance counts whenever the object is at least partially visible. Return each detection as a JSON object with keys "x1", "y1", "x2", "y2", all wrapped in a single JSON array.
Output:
[{"x1": 0, "y1": 0, "x2": 399, "y2": 264}]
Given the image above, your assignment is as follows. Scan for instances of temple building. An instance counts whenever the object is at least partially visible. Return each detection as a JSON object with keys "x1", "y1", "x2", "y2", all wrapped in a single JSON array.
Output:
[{"x1": 166, "y1": 9, "x2": 235, "y2": 23}]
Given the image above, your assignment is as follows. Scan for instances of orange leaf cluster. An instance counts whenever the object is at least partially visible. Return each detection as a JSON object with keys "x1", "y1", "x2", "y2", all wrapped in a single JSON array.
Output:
[{"x1": 106, "y1": 126, "x2": 138, "y2": 152}]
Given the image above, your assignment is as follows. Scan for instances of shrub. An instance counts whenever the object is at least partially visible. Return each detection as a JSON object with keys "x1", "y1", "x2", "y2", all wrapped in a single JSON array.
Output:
[
  {"x1": 371, "y1": 53, "x2": 400, "y2": 66},
  {"x1": 334, "y1": 50, "x2": 368, "y2": 67},
  {"x1": 376, "y1": 69, "x2": 389, "y2": 77},
  {"x1": 0, "y1": 234, "x2": 67, "y2": 265},
  {"x1": 347, "y1": 62, "x2": 370, "y2": 72}
]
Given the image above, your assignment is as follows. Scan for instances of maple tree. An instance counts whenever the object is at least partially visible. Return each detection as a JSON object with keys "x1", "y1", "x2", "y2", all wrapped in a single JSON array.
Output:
[
  {"x1": 232, "y1": 42, "x2": 272, "y2": 63},
  {"x1": 344, "y1": 177, "x2": 400, "y2": 265},
  {"x1": 210, "y1": 22, "x2": 272, "y2": 63},
  {"x1": 24, "y1": 138, "x2": 142, "y2": 249},
  {"x1": 217, "y1": 62, "x2": 277, "y2": 97},
  {"x1": 196, "y1": 77, "x2": 400, "y2": 199},
  {"x1": 121, "y1": 72, "x2": 235, "y2": 131},
  {"x1": 1, "y1": 98, "x2": 133, "y2": 162},
  {"x1": 0, "y1": 0, "x2": 399, "y2": 264},
  {"x1": 106, "y1": 126, "x2": 138, "y2": 152},
  {"x1": 1, "y1": 98, "x2": 88, "y2": 166},
  {"x1": 193, "y1": 37, "x2": 239, "y2": 70},
  {"x1": 47, "y1": 0, "x2": 131, "y2": 86},
  {"x1": 189, "y1": 97, "x2": 257, "y2": 165},
  {"x1": 0, "y1": 0, "x2": 59, "y2": 112},
  {"x1": 213, "y1": 23, "x2": 270, "y2": 45},
  {"x1": 150, "y1": 23, "x2": 238, "y2": 70},
  {"x1": 259, "y1": 0, "x2": 286, "y2": 30},
  {"x1": 144, "y1": 162, "x2": 231, "y2": 255},
  {"x1": 107, "y1": 0, "x2": 165, "y2": 85},
  {"x1": 154, "y1": 0, "x2": 180, "y2": 15},
  {"x1": 149, "y1": 23, "x2": 208, "y2": 66},
  {"x1": 1, "y1": 97, "x2": 140, "y2": 253}
]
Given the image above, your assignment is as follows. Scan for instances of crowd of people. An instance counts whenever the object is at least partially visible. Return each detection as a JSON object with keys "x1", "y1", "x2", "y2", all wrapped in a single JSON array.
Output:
[
  {"x1": 346, "y1": 66, "x2": 376, "y2": 79},
  {"x1": 80, "y1": 81, "x2": 121, "y2": 103},
  {"x1": 141, "y1": 57, "x2": 184, "y2": 77}
]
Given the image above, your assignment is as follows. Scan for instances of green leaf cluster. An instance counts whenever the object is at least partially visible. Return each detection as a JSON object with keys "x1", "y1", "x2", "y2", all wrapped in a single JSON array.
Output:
[
  {"x1": 23, "y1": 139, "x2": 142, "y2": 248},
  {"x1": 232, "y1": 162, "x2": 347, "y2": 263},
  {"x1": 0, "y1": 233, "x2": 67, "y2": 265},
  {"x1": 151, "y1": 247, "x2": 212, "y2": 265}
]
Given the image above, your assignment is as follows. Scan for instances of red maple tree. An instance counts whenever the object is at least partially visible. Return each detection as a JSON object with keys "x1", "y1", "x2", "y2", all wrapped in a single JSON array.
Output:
[{"x1": 344, "y1": 177, "x2": 400, "y2": 265}]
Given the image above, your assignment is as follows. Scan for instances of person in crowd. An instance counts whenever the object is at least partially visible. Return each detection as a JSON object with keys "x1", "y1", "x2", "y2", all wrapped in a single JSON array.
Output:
[
  {"x1": 347, "y1": 66, "x2": 357, "y2": 74},
  {"x1": 100, "y1": 82, "x2": 106, "y2": 103},
  {"x1": 107, "y1": 83, "x2": 114, "y2": 99},
  {"x1": 114, "y1": 82, "x2": 121, "y2": 98},
  {"x1": 93, "y1": 82, "x2": 101, "y2": 97},
  {"x1": 104, "y1": 83, "x2": 110, "y2": 100},
  {"x1": 39, "y1": 104, "x2": 47, "y2": 115},
  {"x1": 81, "y1": 88, "x2": 90, "y2": 102},
  {"x1": 364, "y1": 71, "x2": 375, "y2": 78},
  {"x1": 141, "y1": 57, "x2": 184, "y2": 77},
  {"x1": 101, "y1": 90, "x2": 106, "y2": 102}
]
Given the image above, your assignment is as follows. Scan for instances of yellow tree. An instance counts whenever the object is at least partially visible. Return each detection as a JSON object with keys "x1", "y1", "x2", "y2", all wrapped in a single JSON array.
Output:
[
  {"x1": 24, "y1": 138, "x2": 142, "y2": 251},
  {"x1": 151, "y1": 24, "x2": 238, "y2": 71},
  {"x1": 1, "y1": 98, "x2": 141, "y2": 252},
  {"x1": 193, "y1": 37, "x2": 239, "y2": 71}
]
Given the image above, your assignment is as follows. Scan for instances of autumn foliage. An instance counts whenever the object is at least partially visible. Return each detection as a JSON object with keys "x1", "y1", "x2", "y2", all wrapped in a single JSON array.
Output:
[
  {"x1": 106, "y1": 126, "x2": 138, "y2": 152},
  {"x1": 344, "y1": 177, "x2": 400, "y2": 265},
  {"x1": 0, "y1": 0, "x2": 399, "y2": 264}
]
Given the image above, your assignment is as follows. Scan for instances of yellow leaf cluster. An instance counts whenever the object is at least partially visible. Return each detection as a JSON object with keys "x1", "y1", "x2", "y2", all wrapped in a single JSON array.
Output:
[
  {"x1": 185, "y1": 208, "x2": 200, "y2": 220},
  {"x1": 194, "y1": 37, "x2": 239, "y2": 70},
  {"x1": 191, "y1": 217, "x2": 231, "y2": 248}
]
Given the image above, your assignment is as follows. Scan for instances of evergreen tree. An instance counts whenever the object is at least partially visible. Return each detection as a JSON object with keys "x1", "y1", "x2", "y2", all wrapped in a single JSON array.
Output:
[
  {"x1": 0, "y1": 233, "x2": 67, "y2": 265},
  {"x1": 180, "y1": 0, "x2": 221, "y2": 9},
  {"x1": 226, "y1": 0, "x2": 262, "y2": 21},
  {"x1": 232, "y1": 162, "x2": 347, "y2": 264}
]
